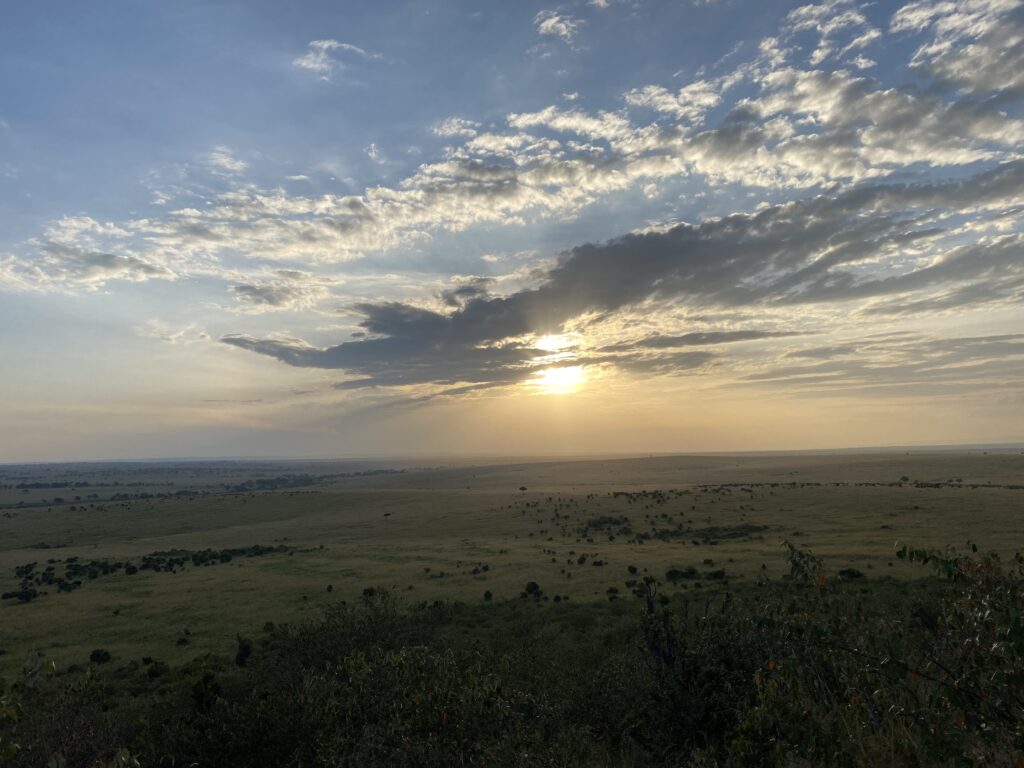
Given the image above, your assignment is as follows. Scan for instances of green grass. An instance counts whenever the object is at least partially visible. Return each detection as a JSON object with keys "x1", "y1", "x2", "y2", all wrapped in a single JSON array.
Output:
[{"x1": 1, "y1": 451, "x2": 1022, "y2": 678}]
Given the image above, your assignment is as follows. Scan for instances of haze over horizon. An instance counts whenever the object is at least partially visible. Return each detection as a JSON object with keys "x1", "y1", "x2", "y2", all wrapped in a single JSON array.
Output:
[{"x1": 2, "y1": 0, "x2": 1023, "y2": 462}]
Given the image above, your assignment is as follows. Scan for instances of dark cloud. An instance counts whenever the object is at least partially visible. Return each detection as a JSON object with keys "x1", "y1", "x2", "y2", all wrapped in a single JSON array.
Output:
[
  {"x1": 439, "y1": 277, "x2": 494, "y2": 307},
  {"x1": 222, "y1": 333, "x2": 544, "y2": 388},
  {"x1": 224, "y1": 161, "x2": 1024, "y2": 389}
]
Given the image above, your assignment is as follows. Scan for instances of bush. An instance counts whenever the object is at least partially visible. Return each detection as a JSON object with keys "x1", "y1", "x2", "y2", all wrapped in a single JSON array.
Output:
[
  {"x1": 234, "y1": 636, "x2": 253, "y2": 667},
  {"x1": 4, "y1": 545, "x2": 1023, "y2": 767},
  {"x1": 665, "y1": 566, "x2": 699, "y2": 583},
  {"x1": 522, "y1": 581, "x2": 542, "y2": 599}
]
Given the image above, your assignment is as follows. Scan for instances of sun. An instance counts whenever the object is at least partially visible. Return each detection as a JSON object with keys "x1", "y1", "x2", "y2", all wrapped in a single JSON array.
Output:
[{"x1": 532, "y1": 365, "x2": 586, "y2": 394}]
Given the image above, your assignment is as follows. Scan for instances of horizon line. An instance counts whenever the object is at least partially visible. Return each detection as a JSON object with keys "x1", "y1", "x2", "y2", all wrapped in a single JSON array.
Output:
[{"x1": 3, "y1": 440, "x2": 1023, "y2": 467}]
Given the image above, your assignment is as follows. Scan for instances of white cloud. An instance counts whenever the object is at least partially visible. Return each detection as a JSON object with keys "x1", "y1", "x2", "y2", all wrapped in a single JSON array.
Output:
[
  {"x1": 893, "y1": 0, "x2": 1024, "y2": 95},
  {"x1": 787, "y1": 0, "x2": 872, "y2": 36},
  {"x1": 747, "y1": 66, "x2": 1024, "y2": 175},
  {"x1": 840, "y1": 27, "x2": 882, "y2": 54},
  {"x1": 205, "y1": 146, "x2": 247, "y2": 175},
  {"x1": 229, "y1": 270, "x2": 338, "y2": 313},
  {"x1": 432, "y1": 117, "x2": 481, "y2": 138},
  {"x1": 534, "y1": 10, "x2": 582, "y2": 44},
  {"x1": 783, "y1": 0, "x2": 882, "y2": 65},
  {"x1": 9, "y1": 0, "x2": 1023, "y2": 303},
  {"x1": 624, "y1": 80, "x2": 723, "y2": 124},
  {"x1": 44, "y1": 215, "x2": 130, "y2": 244},
  {"x1": 292, "y1": 39, "x2": 380, "y2": 79},
  {"x1": 365, "y1": 143, "x2": 383, "y2": 162},
  {"x1": 27, "y1": 242, "x2": 175, "y2": 290},
  {"x1": 508, "y1": 106, "x2": 634, "y2": 143},
  {"x1": 136, "y1": 320, "x2": 210, "y2": 345}
]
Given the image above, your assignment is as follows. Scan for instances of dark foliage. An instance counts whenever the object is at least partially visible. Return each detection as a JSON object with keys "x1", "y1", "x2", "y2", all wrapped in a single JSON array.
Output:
[{"x1": 1, "y1": 545, "x2": 1023, "y2": 766}]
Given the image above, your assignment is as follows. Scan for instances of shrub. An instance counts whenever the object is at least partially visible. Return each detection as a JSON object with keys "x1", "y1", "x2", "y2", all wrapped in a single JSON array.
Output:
[
  {"x1": 234, "y1": 635, "x2": 253, "y2": 667},
  {"x1": 5, "y1": 545, "x2": 1024, "y2": 767},
  {"x1": 665, "y1": 566, "x2": 699, "y2": 583}
]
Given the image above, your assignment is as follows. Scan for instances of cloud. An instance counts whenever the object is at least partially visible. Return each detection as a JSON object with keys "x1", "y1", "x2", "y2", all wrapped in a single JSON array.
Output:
[
  {"x1": 534, "y1": 10, "x2": 582, "y2": 44},
  {"x1": 43, "y1": 215, "x2": 129, "y2": 243},
  {"x1": 221, "y1": 328, "x2": 719, "y2": 390},
  {"x1": 433, "y1": 117, "x2": 481, "y2": 138},
  {"x1": 13, "y1": 1, "x2": 1022, "y2": 292},
  {"x1": 507, "y1": 105, "x2": 634, "y2": 143},
  {"x1": 785, "y1": 343, "x2": 859, "y2": 359},
  {"x1": 292, "y1": 39, "x2": 380, "y2": 79},
  {"x1": 27, "y1": 242, "x2": 174, "y2": 289},
  {"x1": 229, "y1": 270, "x2": 336, "y2": 313},
  {"x1": 893, "y1": 1, "x2": 1024, "y2": 95},
  {"x1": 222, "y1": 329, "x2": 546, "y2": 389},
  {"x1": 744, "y1": 333, "x2": 1024, "y2": 397},
  {"x1": 599, "y1": 330, "x2": 803, "y2": 352},
  {"x1": 0, "y1": 215, "x2": 175, "y2": 291},
  {"x1": 222, "y1": 161, "x2": 1024, "y2": 389},
  {"x1": 3, "y1": 0, "x2": 1016, "y2": 417},
  {"x1": 136, "y1": 320, "x2": 210, "y2": 345},
  {"x1": 703, "y1": 65, "x2": 1024, "y2": 186},
  {"x1": 860, "y1": 278, "x2": 1024, "y2": 315},
  {"x1": 8, "y1": 0, "x2": 1023, "y2": 388},
  {"x1": 205, "y1": 146, "x2": 247, "y2": 175},
  {"x1": 624, "y1": 80, "x2": 723, "y2": 124},
  {"x1": 785, "y1": 0, "x2": 881, "y2": 65},
  {"x1": 438, "y1": 276, "x2": 494, "y2": 307}
]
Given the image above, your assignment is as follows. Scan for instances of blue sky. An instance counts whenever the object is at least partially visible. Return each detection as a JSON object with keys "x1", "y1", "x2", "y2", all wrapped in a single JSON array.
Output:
[
  {"x1": 1, "y1": 1, "x2": 788, "y2": 236},
  {"x1": 1, "y1": 0, "x2": 1022, "y2": 460}
]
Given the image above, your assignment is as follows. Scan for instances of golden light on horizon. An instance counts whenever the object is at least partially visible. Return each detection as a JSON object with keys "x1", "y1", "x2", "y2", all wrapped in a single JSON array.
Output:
[{"x1": 532, "y1": 365, "x2": 587, "y2": 394}]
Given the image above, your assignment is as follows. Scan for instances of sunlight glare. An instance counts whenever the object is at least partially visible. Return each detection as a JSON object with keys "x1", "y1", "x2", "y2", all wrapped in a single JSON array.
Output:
[
  {"x1": 534, "y1": 334, "x2": 574, "y2": 352},
  {"x1": 532, "y1": 365, "x2": 586, "y2": 394}
]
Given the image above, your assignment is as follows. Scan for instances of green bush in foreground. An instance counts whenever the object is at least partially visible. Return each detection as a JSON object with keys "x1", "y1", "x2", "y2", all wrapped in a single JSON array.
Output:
[{"x1": 1, "y1": 544, "x2": 1022, "y2": 767}]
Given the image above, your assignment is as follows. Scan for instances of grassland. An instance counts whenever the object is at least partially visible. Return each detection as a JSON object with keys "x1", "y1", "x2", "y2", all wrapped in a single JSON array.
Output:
[{"x1": 1, "y1": 450, "x2": 1022, "y2": 678}]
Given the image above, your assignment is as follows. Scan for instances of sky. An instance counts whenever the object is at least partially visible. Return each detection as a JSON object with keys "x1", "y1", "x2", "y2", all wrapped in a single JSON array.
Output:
[{"x1": 1, "y1": 0, "x2": 1022, "y2": 461}]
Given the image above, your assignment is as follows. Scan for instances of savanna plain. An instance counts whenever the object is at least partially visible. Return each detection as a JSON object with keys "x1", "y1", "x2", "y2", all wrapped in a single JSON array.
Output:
[{"x1": 1, "y1": 451, "x2": 1023, "y2": 766}]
